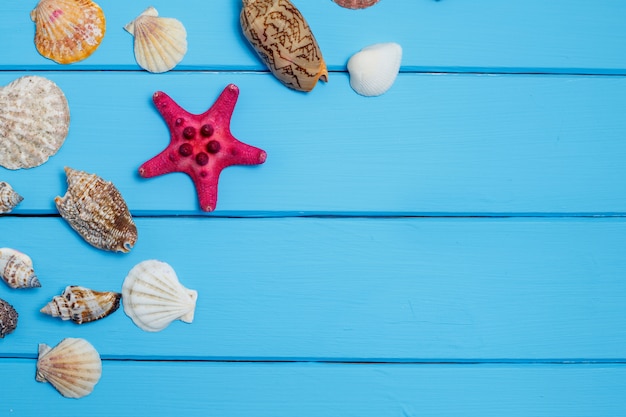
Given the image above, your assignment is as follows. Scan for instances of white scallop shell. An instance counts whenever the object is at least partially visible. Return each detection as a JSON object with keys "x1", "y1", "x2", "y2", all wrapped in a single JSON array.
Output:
[
  {"x1": 0, "y1": 248, "x2": 41, "y2": 289},
  {"x1": 0, "y1": 182, "x2": 23, "y2": 213},
  {"x1": 347, "y1": 42, "x2": 402, "y2": 97},
  {"x1": 0, "y1": 76, "x2": 70, "y2": 169},
  {"x1": 122, "y1": 260, "x2": 197, "y2": 332},
  {"x1": 36, "y1": 337, "x2": 102, "y2": 399},
  {"x1": 124, "y1": 7, "x2": 187, "y2": 73}
]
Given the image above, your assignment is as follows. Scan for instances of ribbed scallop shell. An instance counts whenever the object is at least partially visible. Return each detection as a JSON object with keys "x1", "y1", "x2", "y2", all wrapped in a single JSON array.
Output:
[
  {"x1": 0, "y1": 298, "x2": 19, "y2": 338},
  {"x1": 0, "y1": 76, "x2": 70, "y2": 170},
  {"x1": 333, "y1": 0, "x2": 380, "y2": 9},
  {"x1": 124, "y1": 7, "x2": 187, "y2": 73},
  {"x1": 347, "y1": 42, "x2": 402, "y2": 97},
  {"x1": 0, "y1": 182, "x2": 23, "y2": 213},
  {"x1": 241, "y1": 0, "x2": 328, "y2": 92},
  {"x1": 30, "y1": 0, "x2": 106, "y2": 64},
  {"x1": 122, "y1": 260, "x2": 197, "y2": 332},
  {"x1": 41, "y1": 285, "x2": 121, "y2": 324},
  {"x1": 0, "y1": 248, "x2": 41, "y2": 289},
  {"x1": 55, "y1": 167, "x2": 137, "y2": 253},
  {"x1": 36, "y1": 338, "x2": 102, "y2": 398}
]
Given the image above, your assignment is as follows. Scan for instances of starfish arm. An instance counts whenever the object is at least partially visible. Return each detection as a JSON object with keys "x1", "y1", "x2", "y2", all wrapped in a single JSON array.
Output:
[
  {"x1": 192, "y1": 172, "x2": 220, "y2": 212},
  {"x1": 223, "y1": 139, "x2": 268, "y2": 167},
  {"x1": 206, "y1": 84, "x2": 240, "y2": 126},
  {"x1": 138, "y1": 149, "x2": 178, "y2": 178},
  {"x1": 153, "y1": 91, "x2": 190, "y2": 130}
]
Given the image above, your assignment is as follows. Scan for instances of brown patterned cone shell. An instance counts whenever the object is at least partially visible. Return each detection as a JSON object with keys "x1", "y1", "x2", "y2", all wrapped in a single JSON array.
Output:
[
  {"x1": 30, "y1": 0, "x2": 106, "y2": 64},
  {"x1": 36, "y1": 338, "x2": 102, "y2": 398},
  {"x1": 0, "y1": 182, "x2": 23, "y2": 213},
  {"x1": 0, "y1": 248, "x2": 42, "y2": 289},
  {"x1": 0, "y1": 298, "x2": 18, "y2": 338},
  {"x1": 333, "y1": 0, "x2": 380, "y2": 9},
  {"x1": 240, "y1": 0, "x2": 328, "y2": 92},
  {"x1": 55, "y1": 167, "x2": 137, "y2": 253},
  {"x1": 41, "y1": 285, "x2": 121, "y2": 324}
]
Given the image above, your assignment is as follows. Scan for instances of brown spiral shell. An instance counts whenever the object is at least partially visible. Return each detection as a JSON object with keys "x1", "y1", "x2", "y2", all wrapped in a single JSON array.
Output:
[
  {"x1": 0, "y1": 182, "x2": 23, "y2": 213},
  {"x1": 240, "y1": 0, "x2": 328, "y2": 92},
  {"x1": 55, "y1": 167, "x2": 137, "y2": 253},
  {"x1": 333, "y1": 0, "x2": 380, "y2": 9},
  {"x1": 0, "y1": 298, "x2": 18, "y2": 338},
  {"x1": 40, "y1": 285, "x2": 121, "y2": 324}
]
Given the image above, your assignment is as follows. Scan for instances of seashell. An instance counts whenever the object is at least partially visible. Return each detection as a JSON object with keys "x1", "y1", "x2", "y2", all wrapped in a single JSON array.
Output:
[
  {"x1": 333, "y1": 0, "x2": 380, "y2": 9},
  {"x1": 240, "y1": 0, "x2": 328, "y2": 92},
  {"x1": 122, "y1": 260, "x2": 197, "y2": 332},
  {"x1": 36, "y1": 337, "x2": 102, "y2": 398},
  {"x1": 0, "y1": 248, "x2": 41, "y2": 289},
  {"x1": 41, "y1": 285, "x2": 121, "y2": 324},
  {"x1": 55, "y1": 167, "x2": 138, "y2": 253},
  {"x1": 0, "y1": 182, "x2": 23, "y2": 213},
  {"x1": 347, "y1": 42, "x2": 402, "y2": 97},
  {"x1": 30, "y1": 0, "x2": 106, "y2": 64},
  {"x1": 0, "y1": 76, "x2": 70, "y2": 170},
  {"x1": 0, "y1": 298, "x2": 19, "y2": 338},
  {"x1": 124, "y1": 7, "x2": 188, "y2": 74}
]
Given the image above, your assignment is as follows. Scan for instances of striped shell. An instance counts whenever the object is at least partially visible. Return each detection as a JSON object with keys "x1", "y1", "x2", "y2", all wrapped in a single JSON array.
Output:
[
  {"x1": 333, "y1": 0, "x2": 380, "y2": 9},
  {"x1": 122, "y1": 260, "x2": 197, "y2": 332},
  {"x1": 124, "y1": 7, "x2": 188, "y2": 73},
  {"x1": 31, "y1": 0, "x2": 106, "y2": 64},
  {"x1": 0, "y1": 298, "x2": 19, "y2": 338},
  {"x1": 0, "y1": 76, "x2": 70, "y2": 170},
  {"x1": 0, "y1": 248, "x2": 41, "y2": 289},
  {"x1": 41, "y1": 285, "x2": 121, "y2": 324},
  {"x1": 36, "y1": 338, "x2": 102, "y2": 398},
  {"x1": 55, "y1": 167, "x2": 137, "y2": 253},
  {"x1": 240, "y1": 0, "x2": 328, "y2": 92},
  {"x1": 0, "y1": 182, "x2": 23, "y2": 213}
]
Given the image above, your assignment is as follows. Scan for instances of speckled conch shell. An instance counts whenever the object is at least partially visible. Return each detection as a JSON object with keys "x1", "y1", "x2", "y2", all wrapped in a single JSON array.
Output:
[
  {"x1": 55, "y1": 167, "x2": 137, "y2": 253},
  {"x1": 124, "y1": 7, "x2": 188, "y2": 73},
  {"x1": 0, "y1": 298, "x2": 18, "y2": 338},
  {"x1": 240, "y1": 0, "x2": 328, "y2": 92},
  {"x1": 333, "y1": 0, "x2": 380, "y2": 9},
  {"x1": 0, "y1": 76, "x2": 70, "y2": 170},
  {"x1": 41, "y1": 285, "x2": 121, "y2": 324},
  {"x1": 36, "y1": 338, "x2": 102, "y2": 398},
  {"x1": 347, "y1": 42, "x2": 402, "y2": 97},
  {"x1": 0, "y1": 248, "x2": 41, "y2": 289},
  {"x1": 0, "y1": 182, "x2": 23, "y2": 213},
  {"x1": 122, "y1": 260, "x2": 197, "y2": 332},
  {"x1": 31, "y1": 0, "x2": 106, "y2": 64}
]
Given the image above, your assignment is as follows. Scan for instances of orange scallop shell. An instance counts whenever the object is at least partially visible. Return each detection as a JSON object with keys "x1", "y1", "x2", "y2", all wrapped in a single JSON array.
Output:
[{"x1": 30, "y1": 0, "x2": 106, "y2": 64}]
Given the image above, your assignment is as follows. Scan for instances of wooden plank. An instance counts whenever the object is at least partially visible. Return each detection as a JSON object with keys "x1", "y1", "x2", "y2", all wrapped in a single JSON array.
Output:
[
  {"x1": 2, "y1": 1, "x2": 625, "y2": 73},
  {"x1": 1, "y1": 360, "x2": 625, "y2": 416},
  {"x1": 1, "y1": 217, "x2": 625, "y2": 360},
  {"x1": 1, "y1": 72, "x2": 626, "y2": 215}
]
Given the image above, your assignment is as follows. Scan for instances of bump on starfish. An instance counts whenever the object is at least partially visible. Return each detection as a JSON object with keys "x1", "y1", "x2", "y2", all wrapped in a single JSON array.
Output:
[{"x1": 138, "y1": 84, "x2": 267, "y2": 212}]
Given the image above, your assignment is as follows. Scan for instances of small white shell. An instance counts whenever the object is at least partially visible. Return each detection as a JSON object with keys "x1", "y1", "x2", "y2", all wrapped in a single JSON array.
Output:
[
  {"x1": 122, "y1": 260, "x2": 197, "y2": 332},
  {"x1": 0, "y1": 248, "x2": 41, "y2": 289},
  {"x1": 0, "y1": 182, "x2": 23, "y2": 213},
  {"x1": 124, "y1": 7, "x2": 187, "y2": 73},
  {"x1": 347, "y1": 42, "x2": 402, "y2": 97},
  {"x1": 36, "y1": 338, "x2": 102, "y2": 398}
]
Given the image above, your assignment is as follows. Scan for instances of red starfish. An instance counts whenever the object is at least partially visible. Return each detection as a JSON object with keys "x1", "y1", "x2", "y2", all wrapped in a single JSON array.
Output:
[{"x1": 139, "y1": 84, "x2": 267, "y2": 212}]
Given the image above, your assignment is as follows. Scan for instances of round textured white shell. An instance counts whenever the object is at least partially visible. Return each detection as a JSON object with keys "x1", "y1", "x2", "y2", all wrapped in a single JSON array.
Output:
[
  {"x1": 122, "y1": 259, "x2": 197, "y2": 332},
  {"x1": 0, "y1": 76, "x2": 69, "y2": 169},
  {"x1": 347, "y1": 42, "x2": 402, "y2": 97},
  {"x1": 36, "y1": 337, "x2": 102, "y2": 399},
  {"x1": 124, "y1": 7, "x2": 187, "y2": 73}
]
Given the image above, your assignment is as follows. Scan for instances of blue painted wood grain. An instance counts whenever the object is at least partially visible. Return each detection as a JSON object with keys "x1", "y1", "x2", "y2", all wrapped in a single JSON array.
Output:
[
  {"x1": 1, "y1": 1, "x2": 625, "y2": 73},
  {"x1": 1, "y1": 72, "x2": 625, "y2": 215},
  {"x1": 1, "y1": 217, "x2": 624, "y2": 361},
  {"x1": 0, "y1": 0, "x2": 624, "y2": 414},
  {"x1": 2, "y1": 361, "x2": 626, "y2": 417}
]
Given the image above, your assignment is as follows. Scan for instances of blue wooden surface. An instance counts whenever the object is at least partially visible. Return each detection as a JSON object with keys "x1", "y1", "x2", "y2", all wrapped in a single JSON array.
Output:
[{"x1": 1, "y1": 1, "x2": 626, "y2": 415}]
